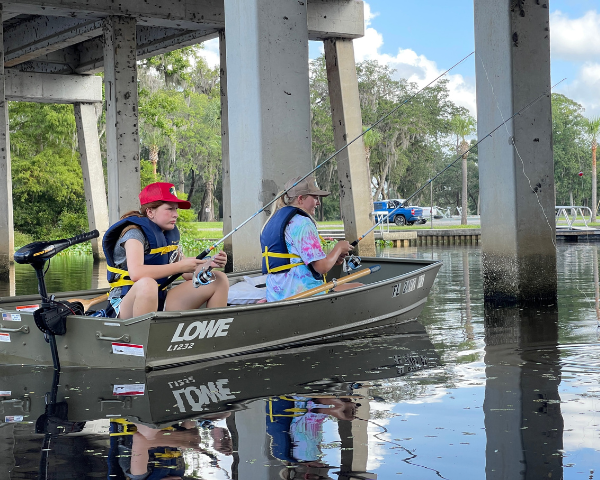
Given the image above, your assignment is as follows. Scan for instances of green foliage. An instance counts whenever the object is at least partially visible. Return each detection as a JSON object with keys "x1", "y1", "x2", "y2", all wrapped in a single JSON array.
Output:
[
  {"x1": 10, "y1": 102, "x2": 88, "y2": 239},
  {"x1": 141, "y1": 159, "x2": 162, "y2": 188},
  {"x1": 552, "y1": 94, "x2": 589, "y2": 206}
]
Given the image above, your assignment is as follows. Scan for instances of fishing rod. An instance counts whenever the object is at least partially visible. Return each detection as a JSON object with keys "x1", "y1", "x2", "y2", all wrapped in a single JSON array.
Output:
[
  {"x1": 159, "y1": 51, "x2": 475, "y2": 290},
  {"x1": 350, "y1": 78, "x2": 566, "y2": 250}
]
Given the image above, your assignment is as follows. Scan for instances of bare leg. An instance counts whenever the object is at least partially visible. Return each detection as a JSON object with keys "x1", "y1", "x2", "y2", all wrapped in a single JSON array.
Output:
[
  {"x1": 165, "y1": 270, "x2": 229, "y2": 311},
  {"x1": 118, "y1": 277, "x2": 159, "y2": 319}
]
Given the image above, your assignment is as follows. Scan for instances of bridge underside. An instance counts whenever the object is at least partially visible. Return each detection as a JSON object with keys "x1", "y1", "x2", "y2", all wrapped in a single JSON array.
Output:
[{"x1": 0, "y1": 0, "x2": 557, "y2": 307}]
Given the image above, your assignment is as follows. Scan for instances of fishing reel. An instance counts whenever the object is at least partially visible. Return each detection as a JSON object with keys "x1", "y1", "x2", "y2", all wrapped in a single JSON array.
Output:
[
  {"x1": 193, "y1": 266, "x2": 216, "y2": 288},
  {"x1": 342, "y1": 255, "x2": 362, "y2": 273}
]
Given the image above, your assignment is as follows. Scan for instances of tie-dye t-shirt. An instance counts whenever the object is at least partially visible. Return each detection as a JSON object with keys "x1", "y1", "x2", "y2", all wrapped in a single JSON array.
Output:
[{"x1": 266, "y1": 214, "x2": 326, "y2": 302}]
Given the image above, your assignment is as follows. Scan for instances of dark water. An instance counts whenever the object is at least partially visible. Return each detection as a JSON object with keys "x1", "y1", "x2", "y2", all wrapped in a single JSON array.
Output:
[{"x1": 1, "y1": 244, "x2": 599, "y2": 479}]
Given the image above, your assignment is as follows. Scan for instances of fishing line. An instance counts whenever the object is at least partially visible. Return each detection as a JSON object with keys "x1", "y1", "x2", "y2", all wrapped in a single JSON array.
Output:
[
  {"x1": 159, "y1": 51, "x2": 475, "y2": 289},
  {"x1": 354, "y1": 415, "x2": 448, "y2": 479},
  {"x1": 476, "y1": 52, "x2": 561, "y2": 248},
  {"x1": 352, "y1": 77, "x2": 566, "y2": 247}
]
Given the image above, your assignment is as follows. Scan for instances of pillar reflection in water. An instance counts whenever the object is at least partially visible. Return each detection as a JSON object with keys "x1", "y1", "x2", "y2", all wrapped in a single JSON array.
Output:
[
  {"x1": 228, "y1": 395, "x2": 373, "y2": 480},
  {"x1": 484, "y1": 305, "x2": 563, "y2": 479},
  {"x1": 593, "y1": 247, "x2": 600, "y2": 322}
]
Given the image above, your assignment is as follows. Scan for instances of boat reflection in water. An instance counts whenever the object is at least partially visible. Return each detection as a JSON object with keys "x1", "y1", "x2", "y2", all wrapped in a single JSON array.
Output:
[{"x1": 0, "y1": 321, "x2": 438, "y2": 479}]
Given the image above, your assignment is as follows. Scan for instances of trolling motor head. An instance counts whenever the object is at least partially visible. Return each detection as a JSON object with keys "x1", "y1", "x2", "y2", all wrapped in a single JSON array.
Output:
[{"x1": 193, "y1": 267, "x2": 216, "y2": 288}]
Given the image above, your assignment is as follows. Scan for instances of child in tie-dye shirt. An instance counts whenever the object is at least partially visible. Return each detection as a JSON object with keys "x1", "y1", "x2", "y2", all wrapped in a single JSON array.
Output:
[
  {"x1": 262, "y1": 175, "x2": 355, "y2": 302},
  {"x1": 266, "y1": 214, "x2": 327, "y2": 302}
]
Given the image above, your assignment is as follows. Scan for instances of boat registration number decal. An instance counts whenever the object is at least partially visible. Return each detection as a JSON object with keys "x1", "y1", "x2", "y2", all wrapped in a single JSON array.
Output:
[
  {"x1": 112, "y1": 342, "x2": 145, "y2": 357},
  {"x1": 167, "y1": 342, "x2": 194, "y2": 352},
  {"x1": 170, "y1": 318, "x2": 234, "y2": 344},
  {"x1": 2, "y1": 313, "x2": 21, "y2": 322},
  {"x1": 392, "y1": 274, "x2": 426, "y2": 297},
  {"x1": 113, "y1": 384, "x2": 146, "y2": 396},
  {"x1": 0, "y1": 333, "x2": 10, "y2": 342},
  {"x1": 5, "y1": 415, "x2": 23, "y2": 423}
]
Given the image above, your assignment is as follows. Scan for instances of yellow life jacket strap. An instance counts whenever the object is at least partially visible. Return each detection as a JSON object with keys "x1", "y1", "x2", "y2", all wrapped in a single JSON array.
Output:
[
  {"x1": 149, "y1": 245, "x2": 179, "y2": 255},
  {"x1": 263, "y1": 246, "x2": 303, "y2": 274},
  {"x1": 153, "y1": 450, "x2": 182, "y2": 459},
  {"x1": 107, "y1": 265, "x2": 134, "y2": 289}
]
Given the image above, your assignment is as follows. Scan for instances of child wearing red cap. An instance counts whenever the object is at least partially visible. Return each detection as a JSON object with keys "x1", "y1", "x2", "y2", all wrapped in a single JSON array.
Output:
[{"x1": 102, "y1": 182, "x2": 228, "y2": 319}]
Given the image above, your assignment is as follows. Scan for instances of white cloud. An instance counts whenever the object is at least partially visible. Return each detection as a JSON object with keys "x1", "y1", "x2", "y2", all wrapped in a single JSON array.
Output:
[
  {"x1": 556, "y1": 61, "x2": 600, "y2": 118},
  {"x1": 551, "y1": 10, "x2": 600, "y2": 61},
  {"x1": 354, "y1": 2, "x2": 477, "y2": 116},
  {"x1": 198, "y1": 37, "x2": 220, "y2": 69}
]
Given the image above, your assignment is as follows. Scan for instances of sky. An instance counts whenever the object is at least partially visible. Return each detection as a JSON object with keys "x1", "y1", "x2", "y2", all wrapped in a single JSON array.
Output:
[{"x1": 199, "y1": 0, "x2": 600, "y2": 119}]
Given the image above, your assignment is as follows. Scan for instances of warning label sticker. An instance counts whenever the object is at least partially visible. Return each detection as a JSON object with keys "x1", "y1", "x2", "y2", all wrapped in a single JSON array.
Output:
[
  {"x1": 15, "y1": 305, "x2": 39, "y2": 312},
  {"x1": 113, "y1": 384, "x2": 146, "y2": 396},
  {"x1": 0, "y1": 333, "x2": 10, "y2": 342},
  {"x1": 112, "y1": 343, "x2": 144, "y2": 357}
]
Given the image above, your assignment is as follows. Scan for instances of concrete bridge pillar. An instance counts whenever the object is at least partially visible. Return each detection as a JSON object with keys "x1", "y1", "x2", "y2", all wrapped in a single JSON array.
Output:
[
  {"x1": 222, "y1": 0, "x2": 312, "y2": 271},
  {"x1": 74, "y1": 103, "x2": 109, "y2": 260},
  {"x1": 324, "y1": 39, "x2": 376, "y2": 256},
  {"x1": 103, "y1": 16, "x2": 141, "y2": 224},
  {"x1": 474, "y1": 0, "x2": 557, "y2": 306},
  {"x1": 0, "y1": 7, "x2": 14, "y2": 280}
]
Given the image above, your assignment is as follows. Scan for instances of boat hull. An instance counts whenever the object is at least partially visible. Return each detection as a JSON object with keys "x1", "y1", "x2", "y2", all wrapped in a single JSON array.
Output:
[{"x1": 0, "y1": 257, "x2": 441, "y2": 369}]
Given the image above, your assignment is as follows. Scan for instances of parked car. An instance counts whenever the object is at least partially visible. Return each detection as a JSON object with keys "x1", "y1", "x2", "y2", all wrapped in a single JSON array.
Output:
[{"x1": 373, "y1": 199, "x2": 426, "y2": 226}]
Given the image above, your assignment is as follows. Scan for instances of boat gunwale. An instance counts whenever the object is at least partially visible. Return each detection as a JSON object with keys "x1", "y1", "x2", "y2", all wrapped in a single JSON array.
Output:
[{"x1": 0, "y1": 257, "x2": 441, "y2": 321}]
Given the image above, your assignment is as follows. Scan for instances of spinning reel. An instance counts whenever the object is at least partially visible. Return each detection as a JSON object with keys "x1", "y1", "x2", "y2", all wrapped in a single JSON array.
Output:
[
  {"x1": 342, "y1": 255, "x2": 362, "y2": 273},
  {"x1": 193, "y1": 265, "x2": 216, "y2": 288}
]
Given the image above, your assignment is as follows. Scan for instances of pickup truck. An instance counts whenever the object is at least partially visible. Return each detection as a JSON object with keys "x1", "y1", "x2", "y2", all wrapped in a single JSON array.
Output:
[{"x1": 373, "y1": 199, "x2": 427, "y2": 226}]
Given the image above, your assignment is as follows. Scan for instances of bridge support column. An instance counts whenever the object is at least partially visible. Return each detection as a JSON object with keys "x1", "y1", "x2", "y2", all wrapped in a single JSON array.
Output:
[
  {"x1": 474, "y1": 0, "x2": 556, "y2": 306},
  {"x1": 103, "y1": 16, "x2": 140, "y2": 224},
  {"x1": 324, "y1": 38, "x2": 375, "y2": 256},
  {"x1": 223, "y1": 0, "x2": 312, "y2": 271},
  {"x1": 0, "y1": 7, "x2": 13, "y2": 280},
  {"x1": 74, "y1": 103, "x2": 109, "y2": 260}
]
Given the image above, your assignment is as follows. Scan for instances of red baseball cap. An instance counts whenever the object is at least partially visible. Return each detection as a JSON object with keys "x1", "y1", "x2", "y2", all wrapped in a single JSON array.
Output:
[{"x1": 139, "y1": 182, "x2": 191, "y2": 209}]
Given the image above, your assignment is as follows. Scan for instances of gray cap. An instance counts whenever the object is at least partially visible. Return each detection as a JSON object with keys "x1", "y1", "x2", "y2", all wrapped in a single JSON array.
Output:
[{"x1": 284, "y1": 175, "x2": 330, "y2": 197}]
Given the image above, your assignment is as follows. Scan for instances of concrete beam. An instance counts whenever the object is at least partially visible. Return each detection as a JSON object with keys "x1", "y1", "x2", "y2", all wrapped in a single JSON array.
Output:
[
  {"x1": 4, "y1": 16, "x2": 102, "y2": 67},
  {"x1": 104, "y1": 16, "x2": 141, "y2": 223},
  {"x1": 76, "y1": 27, "x2": 219, "y2": 74},
  {"x1": 324, "y1": 38, "x2": 375, "y2": 256},
  {"x1": 74, "y1": 103, "x2": 109, "y2": 260},
  {"x1": 308, "y1": 0, "x2": 364, "y2": 39},
  {"x1": 2, "y1": 0, "x2": 363, "y2": 38},
  {"x1": 4, "y1": 70, "x2": 102, "y2": 103},
  {"x1": 0, "y1": 8, "x2": 13, "y2": 280},
  {"x1": 475, "y1": 0, "x2": 556, "y2": 306}
]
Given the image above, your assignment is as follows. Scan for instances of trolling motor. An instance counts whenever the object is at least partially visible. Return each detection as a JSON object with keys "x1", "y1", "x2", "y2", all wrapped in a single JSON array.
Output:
[{"x1": 13, "y1": 230, "x2": 99, "y2": 370}]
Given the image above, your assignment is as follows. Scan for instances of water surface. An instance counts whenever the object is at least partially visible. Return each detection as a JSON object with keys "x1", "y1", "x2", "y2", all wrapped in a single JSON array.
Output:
[{"x1": 0, "y1": 243, "x2": 598, "y2": 479}]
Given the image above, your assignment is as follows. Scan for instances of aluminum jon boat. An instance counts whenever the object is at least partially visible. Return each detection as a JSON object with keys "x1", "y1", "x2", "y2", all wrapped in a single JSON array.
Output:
[{"x1": 0, "y1": 233, "x2": 441, "y2": 370}]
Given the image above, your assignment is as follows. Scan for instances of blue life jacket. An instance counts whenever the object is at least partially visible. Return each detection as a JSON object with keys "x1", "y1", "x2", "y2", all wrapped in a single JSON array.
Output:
[
  {"x1": 146, "y1": 447, "x2": 186, "y2": 480},
  {"x1": 102, "y1": 216, "x2": 180, "y2": 300},
  {"x1": 260, "y1": 206, "x2": 323, "y2": 281}
]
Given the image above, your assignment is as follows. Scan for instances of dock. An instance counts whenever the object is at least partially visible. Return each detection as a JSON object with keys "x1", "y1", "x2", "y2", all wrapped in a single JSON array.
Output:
[{"x1": 317, "y1": 225, "x2": 600, "y2": 247}]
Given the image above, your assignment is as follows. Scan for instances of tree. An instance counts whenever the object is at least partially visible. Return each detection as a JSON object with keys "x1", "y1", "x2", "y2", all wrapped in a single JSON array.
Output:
[
  {"x1": 450, "y1": 115, "x2": 476, "y2": 224},
  {"x1": 584, "y1": 116, "x2": 600, "y2": 221},
  {"x1": 10, "y1": 102, "x2": 88, "y2": 238}
]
